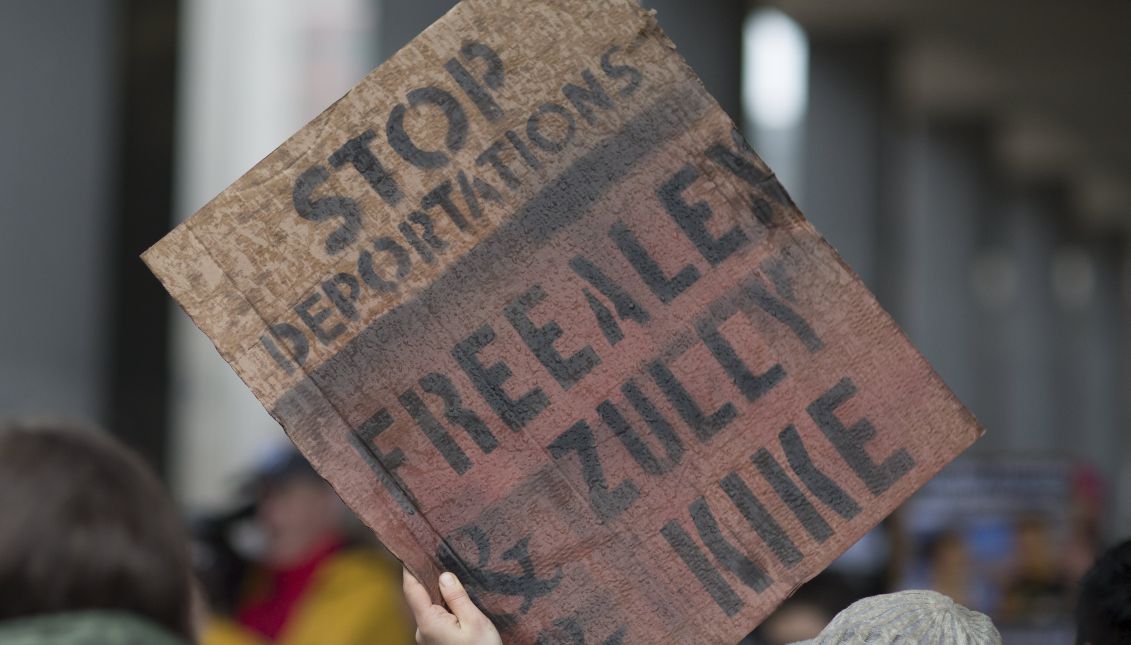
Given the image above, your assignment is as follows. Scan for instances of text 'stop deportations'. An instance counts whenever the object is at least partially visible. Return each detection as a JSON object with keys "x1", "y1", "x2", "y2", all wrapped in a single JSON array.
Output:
[{"x1": 144, "y1": 1, "x2": 982, "y2": 642}]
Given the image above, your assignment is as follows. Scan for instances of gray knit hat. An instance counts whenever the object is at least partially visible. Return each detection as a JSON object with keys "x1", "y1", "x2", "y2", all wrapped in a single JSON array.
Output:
[{"x1": 792, "y1": 590, "x2": 1002, "y2": 645}]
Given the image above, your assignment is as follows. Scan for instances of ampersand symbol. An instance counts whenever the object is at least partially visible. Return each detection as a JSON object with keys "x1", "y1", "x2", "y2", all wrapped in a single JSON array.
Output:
[{"x1": 437, "y1": 524, "x2": 564, "y2": 626}]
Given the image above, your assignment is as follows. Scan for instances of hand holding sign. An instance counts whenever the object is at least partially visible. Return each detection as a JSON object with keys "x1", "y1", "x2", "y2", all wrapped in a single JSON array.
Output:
[
  {"x1": 405, "y1": 569, "x2": 503, "y2": 645},
  {"x1": 144, "y1": 0, "x2": 982, "y2": 642}
]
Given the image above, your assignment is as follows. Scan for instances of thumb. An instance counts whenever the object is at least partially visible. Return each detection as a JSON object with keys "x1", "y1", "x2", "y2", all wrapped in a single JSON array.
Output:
[
  {"x1": 402, "y1": 567, "x2": 434, "y2": 622},
  {"x1": 438, "y1": 571, "x2": 484, "y2": 626}
]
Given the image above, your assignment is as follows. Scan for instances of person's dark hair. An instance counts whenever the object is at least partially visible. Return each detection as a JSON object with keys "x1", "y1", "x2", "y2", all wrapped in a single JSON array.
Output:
[
  {"x1": 0, "y1": 422, "x2": 194, "y2": 639},
  {"x1": 1076, "y1": 539, "x2": 1131, "y2": 644}
]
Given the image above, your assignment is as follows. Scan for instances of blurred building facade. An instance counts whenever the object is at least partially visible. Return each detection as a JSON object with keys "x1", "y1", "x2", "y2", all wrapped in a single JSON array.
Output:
[{"x1": 1, "y1": 0, "x2": 1128, "y2": 536}]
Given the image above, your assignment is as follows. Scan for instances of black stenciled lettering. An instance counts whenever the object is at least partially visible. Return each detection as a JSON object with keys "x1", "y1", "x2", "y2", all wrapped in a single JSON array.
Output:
[
  {"x1": 421, "y1": 180, "x2": 471, "y2": 232},
  {"x1": 719, "y1": 472, "x2": 802, "y2": 567},
  {"x1": 409, "y1": 208, "x2": 447, "y2": 248},
  {"x1": 476, "y1": 140, "x2": 521, "y2": 189},
  {"x1": 600, "y1": 45, "x2": 642, "y2": 97},
  {"x1": 398, "y1": 388, "x2": 472, "y2": 475},
  {"x1": 780, "y1": 425, "x2": 860, "y2": 519},
  {"x1": 750, "y1": 186, "x2": 793, "y2": 230},
  {"x1": 505, "y1": 130, "x2": 541, "y2": 170},
  {"x1": 548, "y1": 421, "x2": 638, "y2": 519},
  {"x1": 597, "y1": 400, "x2": 669, "y2": 476},
  {"x1": 609, "y1": 220, "x2": 699, "y2": 304},
  {"x1": 582, "y1": 290, "x2": 623, "y2": 345},
  {"x1": 419, "y1": 372, "x2": 498, "y2": 454},
  {"x1": 757, "y1": 193, "x2": 790, "y2": 228},
  {"x1": 744, "y1": 275, "x2": 822, "y2": 352},
  {"x1": 504, "y1": 284, "x2": 600, "y2": 390},
  {"x1": 472, "y1": 174, "x2": 504, "y2": 203},
  {"x1": 328, "y1": 129, "x2": 403, "y2": 206},
  {"x1": 763, "y1": 257, "x2": 797, "y2": 302},
  {"x1": 807, "y1": 378, "x2": 915, "y2": 496},
  {"x1": 266, "y1": 322, "x2": 309, "y2": 368},
  {"x1": 260, "y1": 333, "x2": 295, "y2": 375},
  {"x1": 526, "y1": 102, "x2": 577, "y2": 153},
  {"x1": 751, "y1": 448, "x2": 833, "y2": 543},
  {"x1": 396, "y1": 230, "x2": 433, "y2": 263},
  {"x1": 349, "y1": 408, "x2": 417, "y2": 514},
  {"x1": 705, "y1": 130, "x2": 796, "y2": 222},
  {"x1": 569, "y1": 255, "x2": 650, "y2": 346},
  {"x1": 294, "y1": 291, "x2": 345, "y2": 344},
  {"x1": 690, "y1": 497, "x2": 773, "y2": 593},
  {"x1": 751, "y1": 194, "x2": 777, "y2": 228},
  {"x1": 760, "y1": 178, "x2": 796, "y2": 210},
  {"x1": 456, "y1": 171, "x2": 486, "y2": 221},
  {"x1": 452, "y1": 324, "x2": 549, "y2": 431},
  {"x1": 293, "y1": 165, "x2": 364, "y2": 254},
  {"x1": 399, "y1": 220, "x2": 437, "y2": 264},
  {"x1": 535, "y1": 616, "x2": 627, "y2": 645},
  {"x1": 622, "y1": 380, "x2": 684, "y2": 463},
  {"x1": 398, "y1": 210, "x2": 447, "y2": 264},
  {"x1": 705, "y1": 131, "x2": 769, "y2": 188},
  {"x1": 444, "y1": 41, "x2": 505, "y2": 122},
  {"x1": 358, "y1": 236, "x2": 411, "y2": 292},
  {"x1": 697, "y1": 310, "x2": 785, "y2": 404},
  {"x1": 536, "y1": 616, "x2": 584, "y2": 645},
  {"x1": 387, "y1": 86, "x2": 468, "y2": 170},
  {"x1": 597, "y1": 379, "x2": 683, "y2": 475},
  {"x1": 322, "y1": 272, "x2": 360, "y2": 320},
  {"x1": 437, "y1": 525, "x2": 562, "y2": 625},
  {"x1": 659, "y1": 164, "x2": 750, "y2": 266},
  {"x1": 561, "y1": 69, "x2": 613, "y2": 125},
  {"x1": 569, "y1": 255, "x2": 649, "y2": 321},
  {"x1": 660, "y1": 521, "x2": 742, "y2": 617},
  {"x1": 648, "y1": 358, "x2": 736, "y2": 442}
]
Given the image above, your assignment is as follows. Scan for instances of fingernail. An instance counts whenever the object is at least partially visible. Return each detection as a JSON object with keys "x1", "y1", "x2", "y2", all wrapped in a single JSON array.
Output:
[{"x1": 440, "y1": 572, "x2": 457, "y2": 587}]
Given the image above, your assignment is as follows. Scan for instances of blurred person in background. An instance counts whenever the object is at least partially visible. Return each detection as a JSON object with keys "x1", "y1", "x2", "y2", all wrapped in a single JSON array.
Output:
[
  {"x1": 999, "y1": 514, "x2": 1069, "y2": 624},
  {"x1": 1075, "y1": 539, "x2": 1131, "y2": 645},
  {"x1": 899, "y1": 527, "x2": 996, "y2": 616},
  {"x1": 0, "y1": 421, "x2": 195, "y2": 644},
  {"x1": 200, "y1": 450, "x2": 414, "y2": 645},
  {"x1": 920, "y1": 530, "x2": 981, "y2": 611}
]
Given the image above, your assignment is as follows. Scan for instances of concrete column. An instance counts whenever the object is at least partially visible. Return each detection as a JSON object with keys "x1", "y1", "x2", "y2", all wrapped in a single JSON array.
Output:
[
  {"x1": 646, "y1": 0, "x2": 744, "y2": 124},
  {"x1": 0, "y1": 1, "x2": 116, "y2": 424},
  {"x1": 997, "y1": 187, "x2": 1058, "y2": 454},
  {"x1": 1084, "y1": 241, "x2": 1123, "y2": 482},
  {"x1": 803, "y1": 38, "x2": 891, "y2": 296},
  {"x1": 378, "y1": 0, "x2": 453, "y2": 60},
  {"x1": 1050, "y1": 233, "x2": 1124, "y2": 479},
  {"x1": 964, "y1": 177, "x2": 1017, "y2": 452},
  {"x1": 899, "y1": 120, "x2": 999, "y2": 450}
]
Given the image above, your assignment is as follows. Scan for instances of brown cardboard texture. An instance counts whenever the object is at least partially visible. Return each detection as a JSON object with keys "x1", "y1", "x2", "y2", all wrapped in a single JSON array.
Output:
[{"x1": 143, "y1": 0, "x2": 983, "y2": 642}]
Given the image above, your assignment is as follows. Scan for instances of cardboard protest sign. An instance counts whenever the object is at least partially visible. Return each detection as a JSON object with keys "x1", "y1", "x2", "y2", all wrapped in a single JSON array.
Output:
[{"x1": 144, "y1": 0, "x2": 983, "y2": 641}]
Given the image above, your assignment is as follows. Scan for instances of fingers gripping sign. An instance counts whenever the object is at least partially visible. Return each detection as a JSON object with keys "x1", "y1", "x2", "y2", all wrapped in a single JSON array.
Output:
[{"x1": 404, "y1": 568, "x2": 503, "y2": 645}]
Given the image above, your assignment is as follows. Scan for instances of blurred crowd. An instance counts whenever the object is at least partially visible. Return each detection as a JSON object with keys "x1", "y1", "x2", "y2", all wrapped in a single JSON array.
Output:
[
  {"x1": 1, "y1": 420, "x2": 1129, "y2": 644},
  {"x1": 748, "y1": 458, "x2": 1111, "y2": 644}
]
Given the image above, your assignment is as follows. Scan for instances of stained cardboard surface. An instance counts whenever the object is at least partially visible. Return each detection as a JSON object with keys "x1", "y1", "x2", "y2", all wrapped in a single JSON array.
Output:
[{"x1": 143, "y1": 1, "x2": 983, "y2": 642}]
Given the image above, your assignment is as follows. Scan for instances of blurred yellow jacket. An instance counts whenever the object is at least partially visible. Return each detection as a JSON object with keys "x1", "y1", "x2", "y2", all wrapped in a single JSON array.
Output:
[{"x1": 201, "y1": 549, "x2": 414, "y2": 645}]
